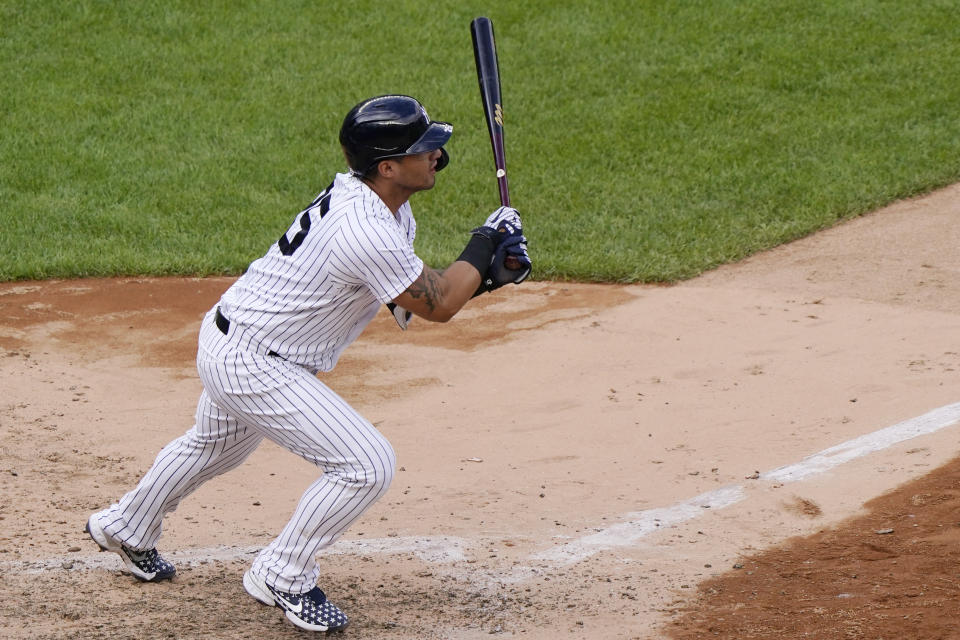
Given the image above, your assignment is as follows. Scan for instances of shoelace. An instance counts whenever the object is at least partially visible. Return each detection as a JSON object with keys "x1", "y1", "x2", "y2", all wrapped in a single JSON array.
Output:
[{"x1": 129, "y1": 547, "x2": 161, "y2": 567}]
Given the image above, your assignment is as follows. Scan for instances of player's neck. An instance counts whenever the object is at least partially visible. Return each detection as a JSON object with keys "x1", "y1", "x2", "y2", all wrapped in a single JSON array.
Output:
[{"x1": 362, "y1": 177, "x2": 410, "y2": 218}]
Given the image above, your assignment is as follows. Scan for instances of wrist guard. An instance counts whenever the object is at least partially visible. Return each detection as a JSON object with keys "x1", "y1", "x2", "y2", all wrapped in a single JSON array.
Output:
[{"x1": 457, "y1": 228, "x2": 496, "y2": 275}]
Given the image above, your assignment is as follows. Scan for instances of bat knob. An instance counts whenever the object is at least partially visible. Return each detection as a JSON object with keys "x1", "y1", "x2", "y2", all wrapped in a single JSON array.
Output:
[{"x1": 504, "y1": 255, "x2": 523, "y2": 270}]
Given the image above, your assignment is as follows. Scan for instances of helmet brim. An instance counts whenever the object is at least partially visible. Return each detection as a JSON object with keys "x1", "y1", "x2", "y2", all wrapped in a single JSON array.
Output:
[{"x1": 405, "y1": 121, "x2": 453, "y2": 154}]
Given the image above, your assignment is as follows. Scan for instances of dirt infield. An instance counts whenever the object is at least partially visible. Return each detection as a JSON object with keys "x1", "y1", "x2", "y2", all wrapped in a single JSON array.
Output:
[{"x1": 1, "y1": 184, "x2": 959, "y2": 639}]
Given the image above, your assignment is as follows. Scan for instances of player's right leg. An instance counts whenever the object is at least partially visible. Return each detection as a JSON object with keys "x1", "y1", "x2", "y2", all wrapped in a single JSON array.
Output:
[{"x1": 86, "y1": 389, "x2": 263, "y2": 580}]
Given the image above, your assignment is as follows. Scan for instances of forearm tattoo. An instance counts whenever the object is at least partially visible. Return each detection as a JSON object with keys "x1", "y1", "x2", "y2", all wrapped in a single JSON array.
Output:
[{"x1": 407, "y1": 267, "x2": 443, "y2": 313}]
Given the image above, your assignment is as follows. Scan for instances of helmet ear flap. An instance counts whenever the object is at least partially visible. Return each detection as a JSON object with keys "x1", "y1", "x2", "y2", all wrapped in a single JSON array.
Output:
[{"x1": 435, "y1": 148, "x2": 449, "y2": 172}]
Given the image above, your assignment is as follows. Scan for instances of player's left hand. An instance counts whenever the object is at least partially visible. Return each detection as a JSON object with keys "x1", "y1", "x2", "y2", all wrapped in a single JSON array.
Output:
[
  {"x1": 492, "y1": 234, "x2": 531, "y2": 284},
  {"x1": 474, "y1": 233, "x2": 531, "y2": 296}
]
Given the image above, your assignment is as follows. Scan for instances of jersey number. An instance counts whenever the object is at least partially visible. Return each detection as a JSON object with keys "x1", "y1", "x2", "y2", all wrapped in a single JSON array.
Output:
[{"x1": 278, "y1": 181, "x2": 334, "y2": 256}]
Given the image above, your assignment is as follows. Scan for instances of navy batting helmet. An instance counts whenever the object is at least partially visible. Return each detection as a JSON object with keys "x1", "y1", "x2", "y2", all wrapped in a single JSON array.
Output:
[{"x1": 339, "y1": 95, "x2": 453, "y2": 177}]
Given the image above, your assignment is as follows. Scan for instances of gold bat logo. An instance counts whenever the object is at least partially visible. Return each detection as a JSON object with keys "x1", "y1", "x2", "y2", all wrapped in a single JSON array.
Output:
[{"x1": 494, "y1": 104, "x2": 504, "y2": 126}]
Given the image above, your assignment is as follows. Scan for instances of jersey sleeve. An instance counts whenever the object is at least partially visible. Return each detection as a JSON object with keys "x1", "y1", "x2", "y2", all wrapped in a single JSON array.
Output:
[{"x1": 335, "y1": 213, "x2": 424, "y2": 303}]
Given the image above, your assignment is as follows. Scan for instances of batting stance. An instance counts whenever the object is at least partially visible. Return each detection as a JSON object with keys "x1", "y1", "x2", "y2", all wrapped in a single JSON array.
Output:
[{"x1": 85, "y1": 95, "x2": 530, "y2": 632}]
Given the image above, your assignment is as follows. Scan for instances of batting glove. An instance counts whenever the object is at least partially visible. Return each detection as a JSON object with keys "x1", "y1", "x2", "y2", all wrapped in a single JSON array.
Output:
[
  {"x1": 482, "y1": 206, "x2": 522, "y2": 234},
  {"x1": 386, "y1": 302, "x2": 413, "y2": 330}
]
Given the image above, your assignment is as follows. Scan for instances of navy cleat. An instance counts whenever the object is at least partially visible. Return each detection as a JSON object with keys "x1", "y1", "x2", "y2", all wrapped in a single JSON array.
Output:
[
  {"x1": 85, "y1": 514, "x2": 176, "y2": 582},
  {"x1": 243, "y1": 570, "x2": 348, "y2": 632}
]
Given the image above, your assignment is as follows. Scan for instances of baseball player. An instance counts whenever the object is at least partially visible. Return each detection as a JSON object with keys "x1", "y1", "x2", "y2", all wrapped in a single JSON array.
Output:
[{"x1": 84, "y1": 95, "x2": 530, "y2": 632}]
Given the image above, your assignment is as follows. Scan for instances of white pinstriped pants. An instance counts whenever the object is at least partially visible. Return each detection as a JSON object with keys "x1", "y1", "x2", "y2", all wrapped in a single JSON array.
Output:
[{"x1": 96, "y1": 309, "x2": 396, "y2": 593}]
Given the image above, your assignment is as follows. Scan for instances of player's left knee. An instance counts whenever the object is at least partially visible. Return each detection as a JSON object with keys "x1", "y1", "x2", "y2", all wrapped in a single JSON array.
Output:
[
  {"x1": 344, "y1": 440, "x2": 395, "y2": 499},
  {"x1": 368, "y1": 441, "x2": 396, "y2": 498}
]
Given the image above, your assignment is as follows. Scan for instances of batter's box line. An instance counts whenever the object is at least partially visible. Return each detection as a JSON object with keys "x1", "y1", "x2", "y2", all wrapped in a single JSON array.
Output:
[
  {"x1": 5, "y1": 402, "x2": 959, "y2": 581},
  {"x1": 1, "y1": 536, "x2": 470, "y2": 576},
  {"x1": 487, "y1": 400, "x2": 960, "y2": 583},
  {"x1": 762, "y1": 401, "x2": 960, "y2": 483}
]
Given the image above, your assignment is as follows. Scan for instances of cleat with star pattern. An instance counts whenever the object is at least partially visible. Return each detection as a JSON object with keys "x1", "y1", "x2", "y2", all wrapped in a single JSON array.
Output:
[
  {"x1": 243, "y1": 570, "x2": 348, "y2": 632},
  {"x1": 85, "y1": 513, "x2": 176, "y2": 582}
]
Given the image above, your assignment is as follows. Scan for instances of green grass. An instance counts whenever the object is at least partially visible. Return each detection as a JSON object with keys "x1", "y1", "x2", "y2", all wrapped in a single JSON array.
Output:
[{"x1": 3, "y1": 0, "x2": 960, "y2": 282}]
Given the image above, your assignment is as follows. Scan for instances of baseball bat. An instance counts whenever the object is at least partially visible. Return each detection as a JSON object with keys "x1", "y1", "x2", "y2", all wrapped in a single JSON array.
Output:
[{"x1": 470, "y1": 16, "x2": 522, "y2": 270}]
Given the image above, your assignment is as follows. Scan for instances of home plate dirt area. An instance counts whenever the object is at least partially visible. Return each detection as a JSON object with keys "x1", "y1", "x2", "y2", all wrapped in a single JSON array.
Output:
[{"x1": 2, "y1": 184, "x2": 960, "y2": 638}]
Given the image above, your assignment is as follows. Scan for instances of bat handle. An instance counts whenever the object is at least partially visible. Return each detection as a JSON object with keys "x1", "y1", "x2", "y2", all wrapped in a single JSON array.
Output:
[{"x1": 498, "y1": 182, "x2": 523, "y2": 271}]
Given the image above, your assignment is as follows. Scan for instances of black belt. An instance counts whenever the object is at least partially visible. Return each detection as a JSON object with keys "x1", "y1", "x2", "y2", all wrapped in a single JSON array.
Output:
[
  {"x1": 215, "y1": 307, "x2": 281, "y2": 358},
  {"x1": 214, "y1": 307, "x2": 231, "y2": 335}
]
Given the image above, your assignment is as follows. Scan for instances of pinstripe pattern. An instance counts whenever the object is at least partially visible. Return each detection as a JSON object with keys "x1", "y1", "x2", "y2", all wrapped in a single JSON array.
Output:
[
  {"x1": 94, "y1": 173, "x2": 417, "y2": 594},
  {"x1": 220, "y1": 172, "x2": 422, "y2": 372},
  {"x1": 99, "y1": 389, "x2": 263, "y2": 550}
]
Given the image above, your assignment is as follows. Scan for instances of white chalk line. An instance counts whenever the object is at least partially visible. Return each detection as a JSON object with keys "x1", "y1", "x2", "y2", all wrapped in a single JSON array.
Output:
[
  {"x1": 764, "y1": 401, "x2": 960, "y2": 483},
  {"x1": 6, "y1": 535, "x2": 467, "y2": 575},
  {"x1": 6, "y1": 402, "x2": 960, "y2": 581},
  {"x1": 485, "y1": 401, "x2": 960, "y2": 584}
]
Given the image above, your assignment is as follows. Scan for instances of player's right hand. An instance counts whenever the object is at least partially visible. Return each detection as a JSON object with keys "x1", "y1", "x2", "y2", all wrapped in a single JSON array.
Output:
[{"x1": 482, "y1": 206, "x2": 522, "y2": 234}]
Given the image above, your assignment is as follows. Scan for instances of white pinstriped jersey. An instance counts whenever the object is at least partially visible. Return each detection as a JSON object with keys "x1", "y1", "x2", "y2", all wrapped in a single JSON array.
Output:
[{"x1": 218, "y1": 172, "x2": 423, "y2": 371}]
